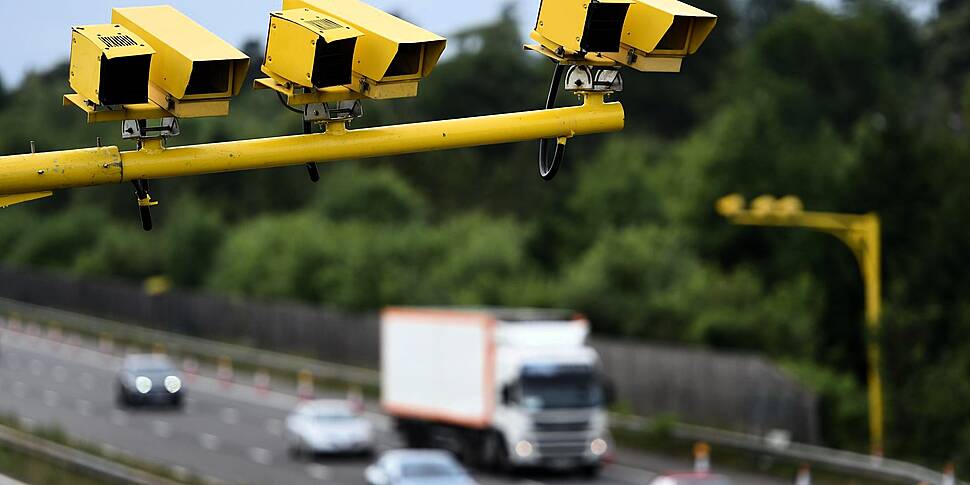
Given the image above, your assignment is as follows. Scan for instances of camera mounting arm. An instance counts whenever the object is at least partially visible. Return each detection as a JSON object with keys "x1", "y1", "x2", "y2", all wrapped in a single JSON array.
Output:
[{"x1": 0, "y1": 93, "x2": 623, "y2": 208}]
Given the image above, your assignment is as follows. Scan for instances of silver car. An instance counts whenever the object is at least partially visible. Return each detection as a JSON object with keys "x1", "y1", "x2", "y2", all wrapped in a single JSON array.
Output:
[
  {"x1": 365, "y1": 450, "x2": 478, "y2": 485},
  {"x1": 116, "y1": 354, "x2": 184, "y2": 408},
  {"x1": 286, "y1": 400, "x2": 374, "y2": 457}
]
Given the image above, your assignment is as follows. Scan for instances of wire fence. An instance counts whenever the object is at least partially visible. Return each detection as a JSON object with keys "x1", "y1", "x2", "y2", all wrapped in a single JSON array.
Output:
[{"x1": 0, "y1": 266, "x2": 815, "y2": 439}]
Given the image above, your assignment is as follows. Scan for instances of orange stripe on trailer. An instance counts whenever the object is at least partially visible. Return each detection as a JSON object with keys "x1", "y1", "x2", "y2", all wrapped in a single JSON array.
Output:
[{"x1": 383, "y1": 403, "x2": 490, "y2": 430}]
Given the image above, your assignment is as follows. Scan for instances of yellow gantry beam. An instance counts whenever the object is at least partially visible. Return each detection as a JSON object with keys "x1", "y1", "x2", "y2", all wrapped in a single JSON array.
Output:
[
  {"x1": 0, "y1": 93, "x2": 623, "y2": 197},
  {"x1": 716, "y1": 194, "x2": 884, "y2": 457}
]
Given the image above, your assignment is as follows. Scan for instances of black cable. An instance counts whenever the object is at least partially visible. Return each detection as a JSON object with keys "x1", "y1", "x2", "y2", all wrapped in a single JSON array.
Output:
[
  {"x1": 277, "y1": 92, "x2": 304, "y2": 114},
  {"x1": 303, "y1": 120, "x2": 320, "y2": 183},
  {"x1": 538, "y1": 64, "x2": 567, "y2": 181}
]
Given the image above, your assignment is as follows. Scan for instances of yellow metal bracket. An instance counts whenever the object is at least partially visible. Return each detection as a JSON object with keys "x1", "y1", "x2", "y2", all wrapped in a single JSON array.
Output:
[
  {"x1": 254, "y1": 78, "x2": 363, "y2": 106},
  {"x1": 0, "y1": 191, "x2": 53, "y2": 208},
  {"x1": 524, "y1": 43, "x2": 620, "y2": 67},
  {"x1": 63, "y1": 94, "x2": 172, "y2": 124}
]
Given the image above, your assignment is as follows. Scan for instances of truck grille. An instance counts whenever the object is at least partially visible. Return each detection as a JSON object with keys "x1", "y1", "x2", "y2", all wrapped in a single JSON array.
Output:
[
  {"x1": 534, "y1": 420, "x2": 590, "y2": 432},
  {"x1": 535, "y1": 437, "x2": 588, "y2": 457}
]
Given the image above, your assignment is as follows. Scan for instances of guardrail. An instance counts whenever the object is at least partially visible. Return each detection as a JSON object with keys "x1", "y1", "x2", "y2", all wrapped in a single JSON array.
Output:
[
  {"x1": 611, "y1": 414, "x2": 960, "y2": 485},
  {"x1": 0, "y1": 424, "x2": 185, "y2": 485},
  {"x1": 0, "y1": 297, "x2": 961, "y2": 485},
  {"x1": 0, "y1": 297, "x2": 378, "y2": 387}
]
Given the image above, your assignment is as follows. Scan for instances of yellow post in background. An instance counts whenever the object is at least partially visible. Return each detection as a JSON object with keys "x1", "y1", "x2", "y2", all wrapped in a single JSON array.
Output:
[{"x1": 716, "y1": 194, "x2": 884, "y2": 456}]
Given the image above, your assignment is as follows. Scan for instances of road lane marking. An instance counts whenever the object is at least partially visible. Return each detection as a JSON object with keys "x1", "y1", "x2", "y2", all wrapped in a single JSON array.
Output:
[
  {"x1": 42, "y1": 390, "x2": 58, "y2": 408},
  {"x1": 220, "y1": 407, "x2": 240, "y2": 425},
  {"x1": 169, "y1": 465, "x2": 191, "y2": 481},
  {"x1": 110, "y1": 410, "x2": 128, "y2": 427},
  {"x1": 29, "y1": 359, "x2": 43, "y2": 376},
  {"x1": 307, "y1": 464, "x2": 331, "y2": 481},
  {"x1": 80, "y1": 372, "x2": 94, "y2": 391},
  {"x1": 153, "y1": 420, "x2": 172, "y2": 438},
  {"x1": 17, "y1": 417, "x2": 35, "y2": 431},
  {"x1": 247, "y1": 447, "x2": 273, "y2": 465},
  {"x1": 52, "y1": 366, "x2": 67, "y2": 383},
  {"x1": 75, "y1": 399, "x2": 93, "y2": 417},
  {"x1": 199, "y1": 433, "x2": 221, "y2": 451},
  {"x1": 265, "y1": 419, "x2": 283, "y2": 436}
]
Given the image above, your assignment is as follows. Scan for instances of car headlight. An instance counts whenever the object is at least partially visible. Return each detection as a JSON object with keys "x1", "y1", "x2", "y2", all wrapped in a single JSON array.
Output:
[
  {"x1": 135, "y1": 376, "x2": 152, "y2": 394},
  {"x1": 164, "y1": 376, "x2": 182, "y2": 394},
  {"x1": 514, "y1": 440, "x2": 534, "y2": 458},
  {"x1": 591, "y1": 438, "x2": 609, "y2": 456}
]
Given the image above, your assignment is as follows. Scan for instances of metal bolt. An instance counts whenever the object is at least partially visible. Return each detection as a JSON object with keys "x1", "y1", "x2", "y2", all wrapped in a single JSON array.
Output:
[
  {"x1": 37, "y1": 170, "x2": 45, "y2": 175},
  {"x1": 29, "y1": 141, "x2": 36, "y2": 154}
]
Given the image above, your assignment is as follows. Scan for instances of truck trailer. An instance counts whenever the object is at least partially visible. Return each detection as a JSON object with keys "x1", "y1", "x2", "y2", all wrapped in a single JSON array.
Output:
[{"x1": 381, "y1": 307, "x2": 612, "y2": 475}]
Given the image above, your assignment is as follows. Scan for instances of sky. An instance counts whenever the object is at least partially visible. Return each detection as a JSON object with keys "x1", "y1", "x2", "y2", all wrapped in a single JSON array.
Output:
[
  {"x1": 0, "y1": 0, "x2": 531, "y2": 88},
  {"x1": 1, "y1": 0, "x2": 937, "y2": 88}
]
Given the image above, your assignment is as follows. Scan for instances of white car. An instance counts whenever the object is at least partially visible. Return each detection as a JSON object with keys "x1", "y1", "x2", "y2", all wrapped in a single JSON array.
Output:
[
  {"x1": 285, "y1": 399, "x2": 374, "y2": 457},
  {"x1": 365, "y1": 450, "x2": 478, "y2": 485}
]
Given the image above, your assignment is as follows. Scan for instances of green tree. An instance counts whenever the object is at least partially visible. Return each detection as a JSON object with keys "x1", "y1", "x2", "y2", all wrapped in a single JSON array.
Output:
[
  {"x1": 310, "y1": 165, "x2": 429, "y2": 223},
  {"x1": 158, "y1": 196, "x2": 226, "y2": 287}
]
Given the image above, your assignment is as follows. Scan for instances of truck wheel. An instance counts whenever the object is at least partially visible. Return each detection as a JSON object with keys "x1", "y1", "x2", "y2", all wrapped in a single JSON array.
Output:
[
  {"x1": 579, "y1": 464, "x2": 602, "y2": 478},
  {"x1": 486, "y1": 432, "x2": 511, "y2": 473},
  {"x1": 401, "y1": 423, "x2": 430, "y2": 448}
]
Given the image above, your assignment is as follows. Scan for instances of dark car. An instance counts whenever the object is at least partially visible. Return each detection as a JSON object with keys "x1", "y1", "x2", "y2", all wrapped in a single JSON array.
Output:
[{"x1": 116, "y1": 354, "x2": 184, "y2": 408}]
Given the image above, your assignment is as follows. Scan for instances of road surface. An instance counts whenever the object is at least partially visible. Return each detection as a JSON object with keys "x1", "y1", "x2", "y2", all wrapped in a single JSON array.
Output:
[{"x1": 0, "y1": 324, "x2": 786, "y2": 485}]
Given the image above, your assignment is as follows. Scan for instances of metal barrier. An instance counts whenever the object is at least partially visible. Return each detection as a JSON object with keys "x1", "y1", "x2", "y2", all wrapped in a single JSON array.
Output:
[
  {"x1": 612, "y1": 414, "x2": 963, "y2": 485},
  {"x1": 0, "y1": 297, "x2": 378, "y2": 387},
  {"x1": 0, "y1": 424, "x2": 185, "y2": 485},
  {"x1": 0, "y1": 297, "x2": 961, "y2": 485}
]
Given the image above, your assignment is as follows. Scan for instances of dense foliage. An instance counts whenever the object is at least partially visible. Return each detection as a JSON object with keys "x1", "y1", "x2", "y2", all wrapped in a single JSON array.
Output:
[{"x1": 1, "y1": 0, "x2": 969, "y2": 468}]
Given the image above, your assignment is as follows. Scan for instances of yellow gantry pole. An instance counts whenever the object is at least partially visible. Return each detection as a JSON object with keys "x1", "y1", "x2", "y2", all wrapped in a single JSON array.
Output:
[
  {"x1": 0, "y1": 93, "x2": 623, "y2": 198},
  {"x1": 716, "y1": 194, "x2": 884, "y2": 456}
]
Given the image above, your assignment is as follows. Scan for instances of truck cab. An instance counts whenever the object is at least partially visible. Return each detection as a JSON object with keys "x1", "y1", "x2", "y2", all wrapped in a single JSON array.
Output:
[{"x1": 491, "y1": 317, "x2": 612, "y2": 472}]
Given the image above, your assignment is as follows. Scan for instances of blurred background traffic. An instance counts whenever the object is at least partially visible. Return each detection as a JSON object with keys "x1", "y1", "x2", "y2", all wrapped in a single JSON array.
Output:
[{"x1": 0, "y1": 0, "x2": 968, "y2": 483}]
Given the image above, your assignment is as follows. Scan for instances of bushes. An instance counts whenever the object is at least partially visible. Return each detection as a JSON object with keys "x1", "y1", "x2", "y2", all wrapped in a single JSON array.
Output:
[{"x1": 206, "y1": 212, "x2": 533, "y2": 310}]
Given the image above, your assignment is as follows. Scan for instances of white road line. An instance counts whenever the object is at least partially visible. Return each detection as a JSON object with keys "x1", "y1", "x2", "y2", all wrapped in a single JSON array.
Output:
[
  {"x1": 247, "y1": 447, "x2": 273, "y2": 465},
  {"x1": 75, "y1": 399, "x2": 93, "y2": 417},
  {"x1": 29, "y1": 359, "x2": 43, "y2": 376},
  {"x1": 80, "y1": 372, "x2": 94, "y2": 391},
  {"x1": 199, "y1": 433, "x2": 221, "y2": 451},
  {"x1": 12, "y1": 382, "x2": 26, "y2": 399},
  {"x1": 17, "y1": 417, "x2": 35, "y2": 431},
  {"x1": 265, "y1": 419, "x2": 283, "y2": 437},
  {"x1": 110, "y1": 410, "x2": 128, "y2": 427},
  {"x1": 100, "y1": 443, "x2": 119, "y2": 457},
  {"x1": 52, "y1": 365, "x2": 67, "y2": 383},
  {"x1": 169, "y1": 465, "x2": 191, "y2": 481},
  {"x1": 42, "y1": 390, "x2": 58, "y2": 408},
  {"x1": 153, "y1": 420, "x2": 172, "y2": 438},
  {"x1": 220, "y1": 407, "x2": 240, "y2": 425},
  {"x1": 202, "y1": 475, "x2": 225, "y2": 485},
  {"x1": 306, "y1": 464, "x2": 332, "y2": 481}
]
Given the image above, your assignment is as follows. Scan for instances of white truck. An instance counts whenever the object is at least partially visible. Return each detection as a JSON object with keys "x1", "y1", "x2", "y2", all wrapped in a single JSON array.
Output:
[{"x1": 381, "y1": 307, "x2": 613, "y2": 476}]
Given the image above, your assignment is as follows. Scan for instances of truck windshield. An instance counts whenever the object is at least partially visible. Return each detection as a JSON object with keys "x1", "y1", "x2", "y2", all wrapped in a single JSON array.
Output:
[{"x1": 519, "y1": 366, "x2": 603, "y2": 410}]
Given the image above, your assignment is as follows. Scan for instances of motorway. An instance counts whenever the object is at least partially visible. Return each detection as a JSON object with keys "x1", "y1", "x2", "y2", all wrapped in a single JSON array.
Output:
[{"x1": 0, "y1": 324, "x2": 786, "y2": 485}]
